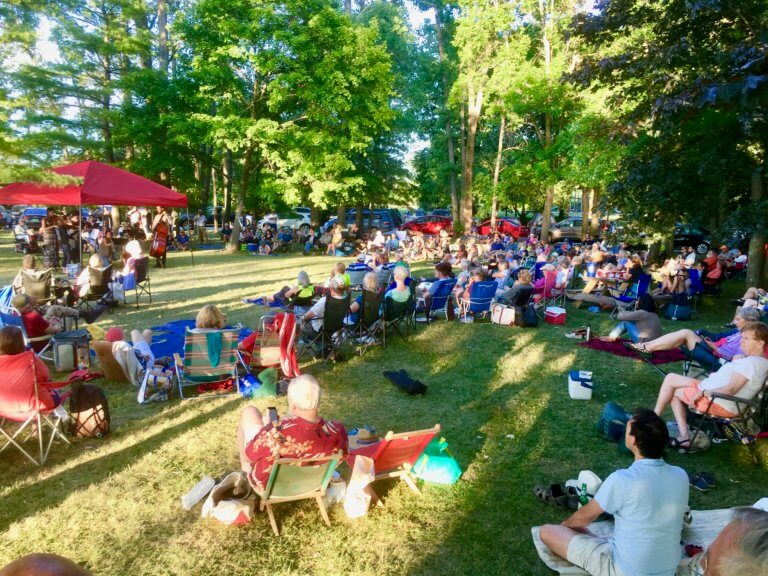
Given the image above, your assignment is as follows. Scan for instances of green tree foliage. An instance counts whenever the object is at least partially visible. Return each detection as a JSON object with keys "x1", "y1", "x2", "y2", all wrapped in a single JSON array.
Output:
[{"x1": 571, "y1": 0, "x2": 767, "y2": 275}]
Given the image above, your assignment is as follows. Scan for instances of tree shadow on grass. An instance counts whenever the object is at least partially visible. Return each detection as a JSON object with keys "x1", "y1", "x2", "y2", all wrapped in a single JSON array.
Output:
[{"x1": 0, "y1": 396, "x2": 241, "y2": 532}]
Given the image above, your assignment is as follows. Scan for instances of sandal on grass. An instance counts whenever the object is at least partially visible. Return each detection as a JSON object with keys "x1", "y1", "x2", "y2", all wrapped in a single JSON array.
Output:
[
  {"x1": 625, "y1": 341, "x2": 651, "y2": 355},
  {"x1": 669, "y1": 438, "x2": 691, "y2": 452},
  {"x1": 533, "y1": 484, "x2": 576, "y2": 510}
]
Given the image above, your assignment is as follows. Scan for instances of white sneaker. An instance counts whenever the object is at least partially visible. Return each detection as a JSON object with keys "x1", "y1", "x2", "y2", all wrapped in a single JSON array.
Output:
[{"x1": 53, "y1": 404, "x2": 70, "y2": 422}]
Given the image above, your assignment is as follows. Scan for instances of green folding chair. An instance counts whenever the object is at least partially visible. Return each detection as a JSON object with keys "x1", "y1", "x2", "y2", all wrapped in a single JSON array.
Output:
[
  {"x1": 173, "y1": 328, "x2": 240, "y2": 400},
  {"x1": 259, "y1": 452, "x2": 342, "y2": 536}
]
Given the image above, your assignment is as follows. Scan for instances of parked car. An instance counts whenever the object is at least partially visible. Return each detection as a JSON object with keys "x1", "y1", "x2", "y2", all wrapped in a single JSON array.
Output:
[
  {"x1": 673, "y1": 224, "x2": 710, "y2": 254},
  {"x1": 345, "y1": 208, "x2": 402, "y2": 232},
  {"x1": 529, "y1": 212, "x2": 558, "y2": 237},
  {"x1": 431, "y1": 208, "x2": 451, "y2": 218},
  {"x1": 21, "y1": 207, "x2": 48, "y2": 230},
  {"x1": 403, "y1": 209, "x2": 426, "y2": 223},
  {"x1": 178, "y1": 206, "x2": 225, "y2": 230},
  {"x1": 399, "y1": 215, "x2": 453, "y2": 236},
  {"x1": 293, "y1": 207, "x2": 311, "y2": 217},
  {"x1": 477, "y1": 217, "x2": 526, "y2": 239},
  {"x1": 549, "y1": 217, "x2": 583, "y2": 241},
  {"x1": 258, "y1": 210, "x2": 311, "y2": 231}
]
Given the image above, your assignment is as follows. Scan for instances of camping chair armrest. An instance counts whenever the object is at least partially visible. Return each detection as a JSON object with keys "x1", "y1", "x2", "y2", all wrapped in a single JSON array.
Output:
[
  {"x1": 173, "y1": 352, "x2": 184, "y2": 371},
  {"x1": 708, "y1": 392, "x2": 759, "y2": 407},
  {"x1": 26, "y1": 334, "x2": 52, "y2": 344}
]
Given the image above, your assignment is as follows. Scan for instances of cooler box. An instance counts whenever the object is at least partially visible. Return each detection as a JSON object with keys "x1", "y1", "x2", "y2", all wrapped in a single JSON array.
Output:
[
  {"x1": 545, "y1": 306, "x2": 566, "y2": 325},
  {"x1": 247, "y1": 243, "x2": 258, "y2": 252},
  {"x1": 586, "y1": 262, "x2": 597, "y2": 277},
  {"x1": 52, "y1": 329, "x2": 92, "y2": 372},
  {"x1": 568, "y1": 370, "x2": 593, "y2": 400},
  {"x1": 66, "y1": 263, "x2": 81, "y2": 279}
]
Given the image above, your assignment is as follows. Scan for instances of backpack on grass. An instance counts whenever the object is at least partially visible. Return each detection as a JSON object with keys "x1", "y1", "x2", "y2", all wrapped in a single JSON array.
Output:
[
  {"x1": 596, "y1": 401, "x2": 632, "y2": 454},
  {"x1": 69, "y1": 384, "x2": 110, "y2": 438},
  {"x1": 665, "y1": 293, "x2": 692, "y2": 321}
]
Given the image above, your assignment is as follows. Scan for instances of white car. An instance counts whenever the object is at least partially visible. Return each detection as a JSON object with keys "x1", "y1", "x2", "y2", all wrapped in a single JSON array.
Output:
[{"x1": 257, "y1": 211, "x2": 311, "y2": 231}]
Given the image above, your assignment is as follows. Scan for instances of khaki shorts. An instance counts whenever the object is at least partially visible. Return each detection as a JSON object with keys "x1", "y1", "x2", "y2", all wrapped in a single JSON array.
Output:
[{"x1": 567, "y1": 535, "x2": 626, "y2": 576}]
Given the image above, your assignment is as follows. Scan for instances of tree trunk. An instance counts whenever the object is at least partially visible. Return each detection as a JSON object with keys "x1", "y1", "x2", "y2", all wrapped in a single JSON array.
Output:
[
  {"x1": 434, "y1": 6, "x2": 459, "y2": 224},
  {"x1": 356, "y1": 203, "x2": 364, "y2": 230},
  {"x1": 212, "y1": 165, "x2": 219, "y2": 233},
  {"x1": 310, "y1": 203, "x2": 320, "y2": 228},
  {"x1": 747, "y1": 168, "x2": 765, "y2": 287},
  {"x1": 223, "y1": 151, "x2": 233, "y2": 221},
  {"x1": 157, "y1": 0, "x2": 168, "y2": 72},
  {"x1": 337, "y1": 205, "x2": 346, "y2": 230},
  {"x1": 111, "y1": 206, "x2": 121, "y2": 232},
  {"x1": 461, "y1": 83, "x2": 483, "y2": 232},
  {"x1": 590, "y1": 188, "x2": 600, "y2": 237},
  {"x1": 491, "y1": 116, "x2": 505, "y2": 231},
  {"x1": 581, "y1": 188, "x2": 590, "y2": 240},
  {"x1": 229, "y1": 147, "x2": 254, "y2": 252}
]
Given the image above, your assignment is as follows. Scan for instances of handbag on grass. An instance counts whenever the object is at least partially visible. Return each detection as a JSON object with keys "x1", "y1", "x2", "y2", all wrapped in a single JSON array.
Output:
[{"x1": 412, "y1": 437, "x2": 462, "y2": 485}]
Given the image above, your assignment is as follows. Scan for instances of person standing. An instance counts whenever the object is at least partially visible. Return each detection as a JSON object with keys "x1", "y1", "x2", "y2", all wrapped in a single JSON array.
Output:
[
  {"x1": 39, "y1": 209, "x2": 60, "y2": 270},
  {"x1": 193, "y1": 210, "x2": 208, "y2": 244},
  {"x1": 150, "y1": 206, "x2": 172, "y2": 268},
  {"x1": 540, "y1": 409, "x2": 689, "y2": 576}
]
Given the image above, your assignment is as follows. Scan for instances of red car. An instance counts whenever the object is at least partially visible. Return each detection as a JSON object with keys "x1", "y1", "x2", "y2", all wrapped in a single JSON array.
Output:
[
  {"x1": 399, "y1": 215, "x2": 453, "y2": 235},
  {"x1": 477, "y1": 217, "x2": 526, "y2": 239}
]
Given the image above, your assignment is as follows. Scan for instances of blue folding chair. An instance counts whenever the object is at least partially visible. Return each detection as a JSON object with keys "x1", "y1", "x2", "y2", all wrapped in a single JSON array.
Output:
[
  {"x1": 688, "y1": 269, "x2": 705, "y2": 310},
  {"x1": 531, "y1": 262, "x2": 547, "y2": 281},
  {"x1": 415, "y1": 278, "x2": 457, "y2": 323},
  {"x1": 459, "y1": 281, "x2": 497, "y2": 323},
  {"x1": 0, "y1": 306, "x2": 54, "y2": 362},
  {"x1": 608, "y1": 274, "x2": 652, "y2": 319}
]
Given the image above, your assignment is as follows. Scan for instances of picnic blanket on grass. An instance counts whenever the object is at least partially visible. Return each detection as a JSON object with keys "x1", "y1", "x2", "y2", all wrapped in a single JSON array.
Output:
[
  {"x1": 531, "y1": 508, "x2": 732, "y2": 575},
  {"x1": 578, "y1": 338, "x2": 687, "y2": 365},
  {"x1": 150, "y1": 320, "x2": 252, "y2": 360}
]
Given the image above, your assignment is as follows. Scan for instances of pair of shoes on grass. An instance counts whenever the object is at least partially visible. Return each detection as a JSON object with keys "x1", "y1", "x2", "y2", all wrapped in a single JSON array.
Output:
[{"x1": 687, "y1": 471, "x2": 716, "y2": 492}]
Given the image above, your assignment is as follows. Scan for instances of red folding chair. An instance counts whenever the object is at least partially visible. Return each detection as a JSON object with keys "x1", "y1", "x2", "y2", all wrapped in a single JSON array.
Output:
[{"x1": 346, "y1": 424, "x2": 440, "y2": 499}]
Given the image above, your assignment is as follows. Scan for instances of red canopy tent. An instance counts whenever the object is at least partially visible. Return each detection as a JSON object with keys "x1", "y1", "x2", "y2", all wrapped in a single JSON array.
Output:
[{"x1": 0, "y1": 160, "x2": 188, "y2": 207}]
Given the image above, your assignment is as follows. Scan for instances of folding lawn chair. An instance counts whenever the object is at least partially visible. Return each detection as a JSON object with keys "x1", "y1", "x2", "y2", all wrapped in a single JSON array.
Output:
[
  {"x1": 17, "y1": 268, "x2": 54, "y2": 303},
  {"x1": 347, "y1": 263, "x2": 372, "y2": 289},
  {"x1": 688, "y1": 269, "x2": 705, "y2": 311},
  {"x1": 414, "y1": 278, "x2": 456, "y2": 324},
  {"x1": 76, "y1": 265, "x2": 113, "y2": 312},
  {"x1": 297, "y1": 295, "x2": 352, "y2": 364},
  {"x1": 459, "y1": 280, "x2": 497, "y2": 323},
  {"x1": 354, "y1": 289, "x2": 384, "y2": 356},
  {"x1": 376, "y1": 263, "x2": 395, "y2": 287},
  {"x1": 346, "y1": 424, "x2": 440, "y2": 502},
  {"x1": 123, "y1": 256, "x2": 151, "y2": 308},
  {"x1": 174, "y1": 328, "x2": 241, "y2": 399},
  {"x1": 687, "y1": 377, "x2": 768, "y2": 465},
  {"x1": 259, "y1": 452, "x2": 342, "y2": 535},
  {"x1": 608, "y1": 274, "x2": 652, "y2": 320},
  {"x1": 0, "y1": 350, "x2": 71, "y2": 465},
  {"x1": 531, "y1": 261, "x2": 546, "y2": 281},
  {"x1": 0, "y1": 306, "x2": 54, "y2": 362},
  {"x1": 238, "y1": 313, "x2": 299, "y2": 378},
  {"x1": 382, "y1": 294, "x2": 414, "y2": 347}
]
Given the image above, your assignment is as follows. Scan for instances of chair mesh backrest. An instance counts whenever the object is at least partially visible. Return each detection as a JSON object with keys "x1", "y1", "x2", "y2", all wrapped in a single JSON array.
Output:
[
  {"x1": 431, "y1": 278, "x2": 457, "y2": 311},
  {"x1": 347, "y1": 265, "x2": 370, "y2": 287},
  {"x1": 384, "y1": 295, "x2": 412, "y2": 321},
  {"x1": 688, "y1": 269, "x2": 704, "y2": 293},
  {"x1": 361, "y1": 290, "x2": 383, "y2": 326},
  {"x1": 86, "y1": 266, "x2": 113, "y2": 298},
  {"x1": 264, "y1": 456, "x2": 339, "y2": 499},
  {"x1": 21, "y1": 269, "x2": 52, "y2": 301},
  {"x1": 373, "y1": 430, "x2": 438, "y2": 472},
  {"x1": 510, "y1": 285, "x2": 534, "y2": 307},
  {"x1": 541, "y1": 271, "x2": 558, "y2": 298},
  {"x1": 0, "y1": 310, "x2": 24, "y2": 331},
  {"x1": 133, "y1": 257, "x2": 149, "y2": 284},
  {"x1": 468, "y1": 281, "x2": 497, "y2": 313},
  {"x1": 532, "y1": 262, "x2": 546, "y2": 281},
  {"x1": 322, "y1": 295, "x2": 350, "y2": 335},
  {"x1": 182, "y1": 329, "x2": 239, "y2": 382},
  {"x1": 377, "y1": 265, "x2": 394, "y2": 285}
]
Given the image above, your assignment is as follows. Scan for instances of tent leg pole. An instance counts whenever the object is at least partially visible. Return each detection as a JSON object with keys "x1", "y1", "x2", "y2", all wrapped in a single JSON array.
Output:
[
  {"x1": 79, "y1": 205, "x2": 83, "y2": 266},
  {"x1": 187, "y1": 208, "x2": 194, "y2": 267}
]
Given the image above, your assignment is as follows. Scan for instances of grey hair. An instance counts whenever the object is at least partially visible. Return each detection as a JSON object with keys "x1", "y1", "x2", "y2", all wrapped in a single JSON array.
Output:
[
  {"x1": 329, "y1": 274, "x2": 347, "y2": 294},
  {"x1": 737, "y1": 307, "x2": 762, "y2": 322},
  {"x1": 287, "y1": 374, "x2": 321, "y2": 411},
  {"x1": 362, "y1": 272, "x2": 378, "y2": 292},
  {"x1": 296, "y1": 270, "x2": 310, "y2": 288},
  {"x1": 720, "y1": 507, "x2": 768, "y2": 576},
  {"x1": 393, "y1": 265, "x2": 409, "y2": 281}
]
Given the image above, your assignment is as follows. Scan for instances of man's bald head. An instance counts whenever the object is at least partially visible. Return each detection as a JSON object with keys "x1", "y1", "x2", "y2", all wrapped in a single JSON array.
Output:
[{"x1": 0, "y1": 554, "x2": 93, "y2": 576}]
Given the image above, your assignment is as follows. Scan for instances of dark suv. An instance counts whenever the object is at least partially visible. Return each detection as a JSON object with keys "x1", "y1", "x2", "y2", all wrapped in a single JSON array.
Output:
[{"x1": 345, "y1": 208, "x2": 402, "y2": 232}]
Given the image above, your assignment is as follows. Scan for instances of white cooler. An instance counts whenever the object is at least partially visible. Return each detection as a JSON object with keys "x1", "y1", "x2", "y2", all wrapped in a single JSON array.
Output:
[{"x1": 568, "y1": 370, "x2": 593, "y2": 400}]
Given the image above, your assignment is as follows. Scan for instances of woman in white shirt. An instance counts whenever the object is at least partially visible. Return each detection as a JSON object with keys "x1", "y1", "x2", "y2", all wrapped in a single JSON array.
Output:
[{"x1": 652, "y1": 321, "x2": 768, "y2": 450}]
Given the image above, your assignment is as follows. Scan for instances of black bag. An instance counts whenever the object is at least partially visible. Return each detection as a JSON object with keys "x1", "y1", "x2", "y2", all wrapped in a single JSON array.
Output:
[
  {"x1": 69, "y1": 384, "x2": 110, "y2": 438},
  {"x1": 520, "y1": 304, "x2": 538, "y2": 327},
  {"x1": 665, "y1": 292, "x2": 692, "y2": 320},
  {"x1": 756, "y1": 390, "x2": 768, "y2": 431}
]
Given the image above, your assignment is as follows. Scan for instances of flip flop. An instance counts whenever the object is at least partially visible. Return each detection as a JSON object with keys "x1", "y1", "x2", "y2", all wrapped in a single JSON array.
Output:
[{"x1": 670, "y1": 438, "x2": 692, "y2": 452}]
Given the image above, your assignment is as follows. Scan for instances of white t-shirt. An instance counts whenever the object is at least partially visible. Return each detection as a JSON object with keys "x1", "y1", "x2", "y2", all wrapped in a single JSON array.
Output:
[
  {"x1": 684, "y1": 252, "x2": 696, "y2": 266},
  {"x1": 734, "y1": 254, "x2": 748, "y2": 264},
  {"x1": 194, "y1": 215, "x2": 207, "y2": 227},
  {"x1": 699, "y1": 355, "x2": 768, "y2": 414}
]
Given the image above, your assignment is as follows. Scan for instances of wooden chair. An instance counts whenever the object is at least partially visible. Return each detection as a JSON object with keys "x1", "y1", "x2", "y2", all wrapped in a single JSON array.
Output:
[
  {"x1": 346, "y1": 424, "x2": 440, "y2": 500},
  {"x1": 259, "y1": 452, "x2": 342, "y2": 535}
]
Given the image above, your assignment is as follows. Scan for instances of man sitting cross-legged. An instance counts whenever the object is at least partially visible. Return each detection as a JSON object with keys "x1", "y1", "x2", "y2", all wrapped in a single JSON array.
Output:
[
  {"x1": 540, "y1": 409, "x2": 689, "y2": 576},
  {"x1": 236, "y1": 375, "x2": 348, "y2": 494}
]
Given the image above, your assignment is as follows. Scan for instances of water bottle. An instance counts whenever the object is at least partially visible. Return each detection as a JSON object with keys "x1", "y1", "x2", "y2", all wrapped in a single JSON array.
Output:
[{"x1": 578, "y1": 482, "x2": 589, "y2": 508}]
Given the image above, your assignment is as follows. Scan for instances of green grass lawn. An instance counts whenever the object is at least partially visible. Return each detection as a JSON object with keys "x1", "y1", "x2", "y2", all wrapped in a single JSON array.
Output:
[{"x1": 0, "y1": 234, "x2": 765, "y2": 576}]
